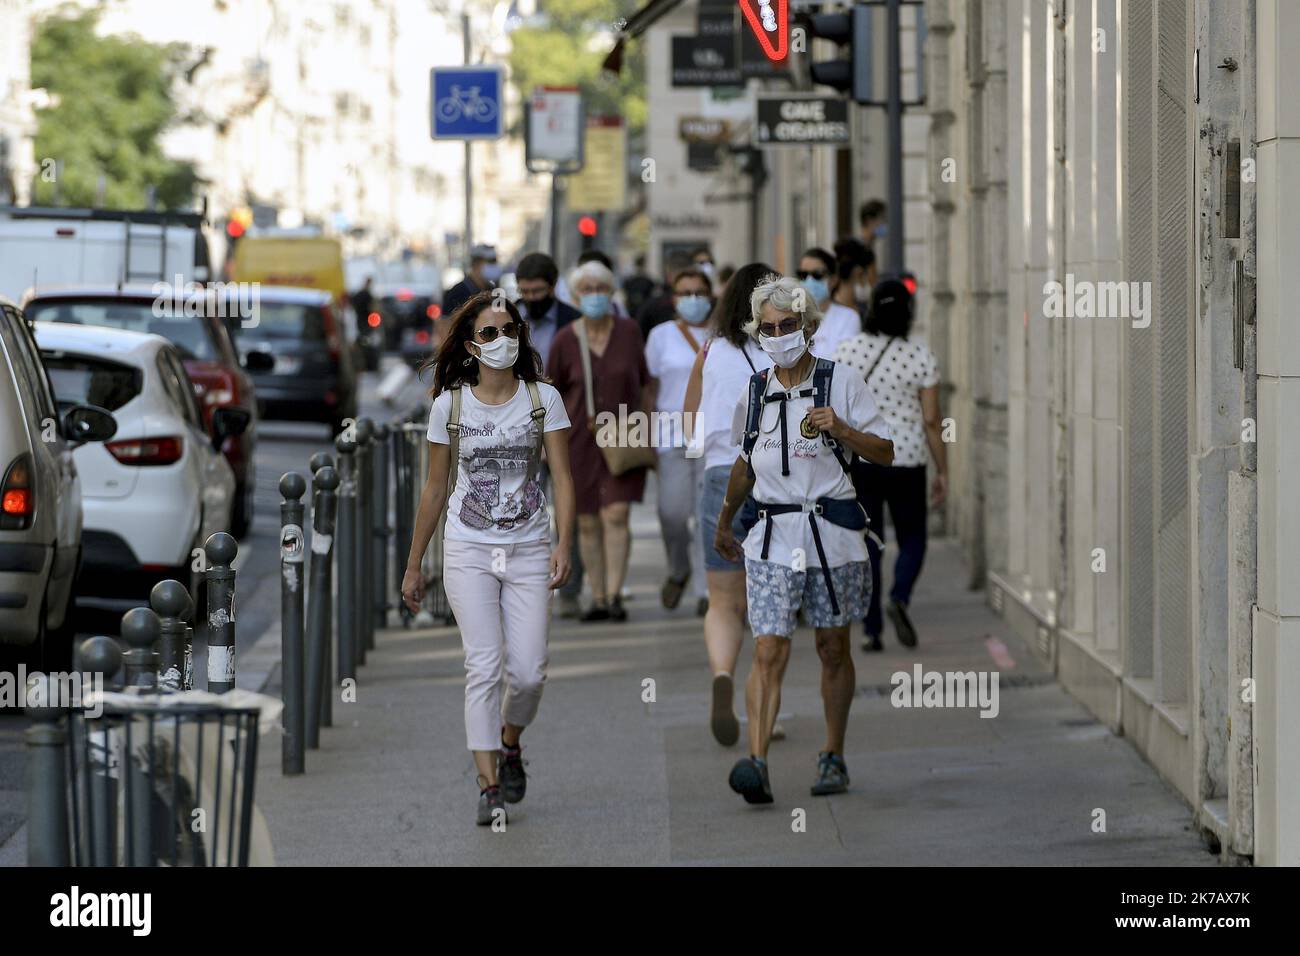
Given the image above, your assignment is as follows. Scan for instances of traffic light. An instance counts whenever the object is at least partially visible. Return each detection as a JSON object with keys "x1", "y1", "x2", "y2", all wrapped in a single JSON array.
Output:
[
  {"x1": 577, "y1": 215, "x2": 598, "y2": 251},
  {"x1": 806, "y1": 4, "x2": 871, "y2": 103}
]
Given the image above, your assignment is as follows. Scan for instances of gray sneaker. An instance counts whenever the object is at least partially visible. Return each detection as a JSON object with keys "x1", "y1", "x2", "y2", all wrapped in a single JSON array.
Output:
[
  {"x1": 810, "y1": 752, "x2": 850, "y2": 796},
  {"x1": 498, "y1": 744, "x2": 527, "y2": 804},
  {"x1": 477, "y1": 785, "x2": 507, "y2": 826}
]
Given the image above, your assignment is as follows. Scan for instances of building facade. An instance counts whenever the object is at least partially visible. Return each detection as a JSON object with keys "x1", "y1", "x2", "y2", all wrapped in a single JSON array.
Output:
[
  {"x1": 929, "y1": 0, "x2": 1297, "y2": 865},
  {"x1": 0, "y1": 0, "x2": 36, "y2": 205}
]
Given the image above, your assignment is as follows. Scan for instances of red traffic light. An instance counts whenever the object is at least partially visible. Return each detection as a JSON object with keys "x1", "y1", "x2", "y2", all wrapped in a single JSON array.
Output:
[
  {"x1": 226, "y1": 220, "x2": 245, "y2": 239},
  {"x1": 902, "y1": 275, "x2": 917, "y2": 295},
  {"x1": 577, "y1": 216, "x2": 598, "y2": 238},
  {"x1": 426, "y1": 304, "x2": 442, "y2": 320},
  {"x1": 367, "y1": 312, "x2": 382, "y2": 328}
]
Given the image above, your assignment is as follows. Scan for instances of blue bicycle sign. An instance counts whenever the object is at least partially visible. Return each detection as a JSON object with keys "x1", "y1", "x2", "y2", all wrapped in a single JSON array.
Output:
[{"x1": 431, "y1": 66, "x2": 504, "y2": 140}]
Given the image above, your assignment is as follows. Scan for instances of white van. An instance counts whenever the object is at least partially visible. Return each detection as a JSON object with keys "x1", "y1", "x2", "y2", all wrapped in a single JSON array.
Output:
[{"x1": 0, "y1": 206, "x2": 213, "y2": 304}]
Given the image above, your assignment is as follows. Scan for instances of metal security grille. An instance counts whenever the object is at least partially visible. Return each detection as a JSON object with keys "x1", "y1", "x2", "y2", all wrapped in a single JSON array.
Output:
[
  {"x1": 1124, "y1": 0, "x2": 1156, "y2": 679},
  {"x1": 1154, "y1": 0, "x2": 1192, "y2": 706}
]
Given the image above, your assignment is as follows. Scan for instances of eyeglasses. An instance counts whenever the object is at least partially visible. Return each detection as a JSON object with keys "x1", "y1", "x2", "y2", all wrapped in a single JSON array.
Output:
[
  {"x1": 796, "y1": 269, "x2": 828, "y2": 281},
  {"x1": 475, "y1": 321, "x2": 519, "y2": 342},
  {"x1": 758, "y1": 317, "x2": 803, "y2": 338}
]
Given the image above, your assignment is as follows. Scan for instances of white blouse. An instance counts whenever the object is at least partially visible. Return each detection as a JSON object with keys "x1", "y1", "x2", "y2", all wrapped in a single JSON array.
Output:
[{"x1": 834, "y1": 332, "x2": 940, "y2": 467}]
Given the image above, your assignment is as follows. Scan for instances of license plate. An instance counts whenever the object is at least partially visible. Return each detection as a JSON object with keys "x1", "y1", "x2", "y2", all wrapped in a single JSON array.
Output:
[{"x1": 275, "y1": 355, "x2": 302, "y2": 375}]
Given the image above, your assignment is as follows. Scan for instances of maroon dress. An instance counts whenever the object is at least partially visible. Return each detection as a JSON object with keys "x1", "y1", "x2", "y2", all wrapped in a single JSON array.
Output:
[{"x1": 546, "y1": 317, "x2": 650, "y2": 515}]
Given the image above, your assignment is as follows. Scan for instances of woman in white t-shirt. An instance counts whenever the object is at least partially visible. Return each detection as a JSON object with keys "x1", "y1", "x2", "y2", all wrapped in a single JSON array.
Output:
[
  {"x1": 401, "y1": 291, "x2": 575, "y2": 828},
  {"x1": 834, "y1": 278, "x2": 946, "y2": 652},
  {"x1": 714, "y1": 275, "x2": 893, "y2": 805},
  {"x1": 645, "y1": 266, "x2": 713, "y2": 612},
  {"x1": 682, "y1": 262, "x2": 773, "y2": 747}
]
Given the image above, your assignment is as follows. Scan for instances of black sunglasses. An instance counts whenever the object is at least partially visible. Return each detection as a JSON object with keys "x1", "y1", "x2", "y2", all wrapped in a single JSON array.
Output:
[
  {"x1": 475, "y1": 321, "x2": 519, "y2": 342},
  {"x1": 796, "y1": 269, "x2": 828, "y2": 281},
  {"x1": 758, "y1": 317, "x2": 803, "y2": 338}
]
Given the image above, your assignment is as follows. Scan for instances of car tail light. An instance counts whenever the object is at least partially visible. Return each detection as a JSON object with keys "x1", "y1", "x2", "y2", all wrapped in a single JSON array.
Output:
[
  {"x1": 415, "y1": 330, "x2": 430, "y2": 345},
  {"x1": 107, "y1": 436, "x2": 183, "y2": 466},
  {"x1": 186, "y1": 361, "x2": 239, "y2": 413},
  {"x1": 0, "y1": 454, "x2": 33, "y2": 530},
  {"x1": 321, "y1": 305, "x2": 342, "y2": 361},
  {"x1": 367, "y1": 311, "x2": 382, "y2": 329},
  {"x1": 426, "y1": 304, "x2": 441, "y2": 320}
]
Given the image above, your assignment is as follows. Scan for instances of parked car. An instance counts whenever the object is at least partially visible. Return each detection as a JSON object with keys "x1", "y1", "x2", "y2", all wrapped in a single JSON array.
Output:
[
  {"x1": 22, "y1": 285, "x2": 264, "y2": 538},
  {"x1": 34, "y1": 322, "x2": 248, "y2": 603},
  {"x1": 221, "y1": 285, "x2": 358, "y2": 435},
  {"x1": 378, "y1": 283, "x2": 442, "y2": 367},
  {"x1": 0, "y1": 296, "x2": 116, "y2": 668}
]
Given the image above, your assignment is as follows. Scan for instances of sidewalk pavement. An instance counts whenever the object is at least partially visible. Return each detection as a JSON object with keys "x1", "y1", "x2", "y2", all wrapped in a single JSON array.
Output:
[{"x1": 255, "y1": 506, "x2": 1214, "y2": 866}]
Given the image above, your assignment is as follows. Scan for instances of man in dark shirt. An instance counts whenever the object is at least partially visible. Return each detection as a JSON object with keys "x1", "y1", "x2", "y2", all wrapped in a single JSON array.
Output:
[
  {"x1": 444, "y1": 243, "x2": 500, "y2": 317},
  {"x1": 515, "y1": 251, "x2": 578, "y2": 368},
  {"x1": 351, "y1": 277, "x2": 374, "y2": 336}
]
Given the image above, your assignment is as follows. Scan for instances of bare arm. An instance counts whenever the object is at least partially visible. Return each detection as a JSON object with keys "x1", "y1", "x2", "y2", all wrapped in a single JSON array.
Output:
[
  {"x1": 543, "y1": 427, "x2": 576, "y2": 588},
  {"x1": 921, "y1": 384, "x2": 948, "y2": 504},
  {"x1": 401, "y1": 441, "x2": 449, "y2": 611}
]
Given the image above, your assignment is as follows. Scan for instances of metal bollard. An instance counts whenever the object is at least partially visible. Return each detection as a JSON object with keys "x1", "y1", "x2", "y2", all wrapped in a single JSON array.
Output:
[
  {"x1": 306, "y1": 463, "x2": 338, "y2": 746},
  {"x1": 334, "y1": 433, "x2": 358, "y2": 688},
  {"x1": 120, "y1": 606, "x2": 161, "y2": 692},
  {"x1": 372, "y1": 422, "x2": 391, "y2": 631},
  {"x1": 151, "y1": 580, "x2": 193, "y2": 692},
  {"x1": 76, "y1": 636, "x2": 123, "y2": 866},
  {"x1": 309, "y1": 451, "x2": 337, "y2": 732},
  {"x1": 279, "y1": 472, "x2": 307, "y2": 775},
  {"x1": 119, "y1": 608, "x2": 160, "y2": 865},
  {"x1": 204, "y1": 532, "x2": 239, "y2": 693},
  {"x1": 355, "y1": 417, "x2": 375, "y2": 662},
  {"x1": 24, "y1": 678, "x2": 69, "y2": 866},
  {"x1": 391, "y1": 422, "x2": 412, "y2": 615}
]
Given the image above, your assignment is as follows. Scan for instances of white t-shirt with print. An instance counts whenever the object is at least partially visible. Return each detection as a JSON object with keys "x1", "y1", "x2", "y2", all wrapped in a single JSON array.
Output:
[
  {"x1": 698, "y1": 336, "x2": 773, "y2": 470},
  {"x1": 730, "y1": 361, "x2": 891, "y2": 568},
  {"x1": 645, "y1": 319, "x2": 708, "y2": 451},
  {"x1": 811, "y1": 302, "x2": 863, "y2": 361},
  {"x1": 427, "y1": 381, "x2": 570, "y2": 544},
  {"x1": 834, "y1": 332, "x2": 939, "y2": 467}
]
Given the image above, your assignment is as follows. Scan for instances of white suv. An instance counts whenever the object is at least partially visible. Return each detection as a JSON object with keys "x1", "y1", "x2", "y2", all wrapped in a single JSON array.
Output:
[
  {"x1": 0, "y1": 296, "x2": 116, "y2": 667},
  {"x1": 34, "y1": 322, "x2": 248, "y2": 602}
]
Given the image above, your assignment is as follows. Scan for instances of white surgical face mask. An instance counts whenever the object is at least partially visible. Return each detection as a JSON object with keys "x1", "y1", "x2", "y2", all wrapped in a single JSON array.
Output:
[
  {"x1": 758, "y1": 328, "x2": 808, "y2": 369},
  {"x1": 474, "y1": 335, "x2": 519, "y2": 370}
]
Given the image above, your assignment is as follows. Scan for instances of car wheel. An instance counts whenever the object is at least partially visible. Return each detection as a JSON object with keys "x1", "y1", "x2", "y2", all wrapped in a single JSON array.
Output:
[{"x1": 231, "y1": 483, "x2": 254, "y2": 539}]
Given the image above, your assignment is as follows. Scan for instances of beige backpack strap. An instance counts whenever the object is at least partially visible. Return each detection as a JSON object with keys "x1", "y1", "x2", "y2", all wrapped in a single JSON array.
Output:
[
  {"x1": 446, "y1": 386, "x2": 462, "y2": 501},
  {"x1": 525, "y1": 380, "x2": 546, "y2": 425}
]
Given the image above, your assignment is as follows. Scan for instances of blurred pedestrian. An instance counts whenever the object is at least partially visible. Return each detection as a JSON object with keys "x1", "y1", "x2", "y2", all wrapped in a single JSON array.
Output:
[
  {"x1": 623, "y1": 254, "x2": 656, "y2": 320},
  {"x1": 350, "y1": 276, "x2": 375, "y2": 338},
  {"x1": 645, "y1": 265, "x2": 713, "y2": 612},
  {"x1": 834, "y1": 278, "x2": 946, "y2": 651},
  {"x1": 682, "y1": 261, "x2": 773, "y2": 745},
  {"x1": 444, "y1": 243, "x2": 500, "y2": 317},
  {"x1": 515, "y1": 251, "x2": 579, "y2": 368},
  {"x1": 715, "y1": 276, "x2": 893, "y2": 805},
  {"x1": 402, "y1": 291, "x2": 575, "y2": 827},
  {"x1": 637, "y1": 249, "x2": 693, "y2": 340},
  {"x1": 546, "y1": 259, "x2": 653, "y2": 622},
  {"x1": 860, "y1": 198, "x2": 888, "y2": 250},
  {"x1": 692, "y1": 246, "x2": 717, "y2": 284},
  {"x1": 795, "y1": 246, "x2": 852, "y2": 360},
  {"x1": 814, "y1": 237, "x2": 875, "y2": 359}
]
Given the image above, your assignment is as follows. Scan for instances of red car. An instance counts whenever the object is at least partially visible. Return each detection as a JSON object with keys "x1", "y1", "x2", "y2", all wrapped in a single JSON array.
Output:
[{"x1": 22, "y1": 285, "x2": 267, "y2": 538}]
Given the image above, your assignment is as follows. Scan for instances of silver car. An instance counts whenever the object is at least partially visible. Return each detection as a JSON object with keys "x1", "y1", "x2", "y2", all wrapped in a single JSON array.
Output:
[{"x1": 0, "y1": 295, "x2": 116, "y2": 668}]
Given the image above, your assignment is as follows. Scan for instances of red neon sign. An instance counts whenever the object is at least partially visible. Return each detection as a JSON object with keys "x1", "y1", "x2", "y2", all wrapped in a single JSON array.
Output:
[{"x1": 739, "y1": 0, "x2": 788, "y2": 63}]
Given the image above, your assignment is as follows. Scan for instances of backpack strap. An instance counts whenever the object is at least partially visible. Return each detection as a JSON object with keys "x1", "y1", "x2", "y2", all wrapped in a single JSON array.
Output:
[
  {"x1": 446, "y1": 386, "x2": 463, "y2": 501},
  {"x1": 525, "y1": 380, "x2": 547, "y2": 425},
  {"x1": 812, "y1": 358, "x2": 854, "y2": 477},
  {"x1": 741, "y1": 368, "x2": 770, "y2": 479}
]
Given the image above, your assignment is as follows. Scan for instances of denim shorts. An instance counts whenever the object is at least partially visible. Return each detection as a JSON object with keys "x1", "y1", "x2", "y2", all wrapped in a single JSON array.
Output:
[
  {"x1": 698, "y1": 464, "x2": 756, "y2": 573},
  {"x1": 744, "y1": 558, "x2": 870, "y2": 637}
]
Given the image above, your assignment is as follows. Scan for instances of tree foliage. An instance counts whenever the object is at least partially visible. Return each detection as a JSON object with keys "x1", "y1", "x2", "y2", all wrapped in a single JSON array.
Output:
[
  {"x1": 507, "y1": 0, "x2": 646, "y2": 136},
  {"x1": 30, "y1": 8, "x2": 199, "y2": 209}
]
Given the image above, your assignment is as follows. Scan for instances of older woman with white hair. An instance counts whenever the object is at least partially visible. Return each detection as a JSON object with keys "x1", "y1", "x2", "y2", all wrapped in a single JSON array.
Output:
[
  {"x1": 714, "y1": 274, "x2": 894, "y2": 805},
  {"x1": 546, "y1": 259, "x2": 654, "y2": 622}
]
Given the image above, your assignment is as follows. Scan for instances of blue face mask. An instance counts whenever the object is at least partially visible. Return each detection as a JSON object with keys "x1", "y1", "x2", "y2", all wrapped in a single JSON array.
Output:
[
  {"x1": 801, "y1": 276, "x2": 830, "y2": 305},
  {"x1": 579, "y1": 292, "x2": 611, "y2": 319},
  {"x1": 675, "y1": 294, "x2": 712, "y2": 325}
]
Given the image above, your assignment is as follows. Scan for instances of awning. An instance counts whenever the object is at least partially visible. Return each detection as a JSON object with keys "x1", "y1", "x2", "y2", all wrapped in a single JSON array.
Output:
[{"x1": 602, "y1": 0, "x2": 688, "y2": 73}]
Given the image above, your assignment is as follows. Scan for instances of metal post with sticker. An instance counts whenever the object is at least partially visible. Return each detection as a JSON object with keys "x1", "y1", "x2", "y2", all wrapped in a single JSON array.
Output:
[
  {"x1": 306, "y1": 459, "x2": 338, "y2": 747},
  {"x1": 203, "y1": 532, "x2": 239, "y2": 694},
  {"x1": 280, "y1": 472, "x2": 307, "y2": 775}
]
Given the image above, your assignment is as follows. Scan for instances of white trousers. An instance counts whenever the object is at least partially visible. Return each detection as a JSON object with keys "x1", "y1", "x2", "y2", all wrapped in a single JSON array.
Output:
[
  {"x1": 655, "y1": 447, "x2": 707, "y2": 598},
  {"x1": 443, "y1": 538, "x2": 552, "y2": 751}
]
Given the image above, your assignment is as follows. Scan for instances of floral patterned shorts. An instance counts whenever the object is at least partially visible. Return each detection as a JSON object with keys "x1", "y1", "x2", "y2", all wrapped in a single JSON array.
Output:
[{"x1": 744, "y1": 558, "x2": 870, "y2": 638}]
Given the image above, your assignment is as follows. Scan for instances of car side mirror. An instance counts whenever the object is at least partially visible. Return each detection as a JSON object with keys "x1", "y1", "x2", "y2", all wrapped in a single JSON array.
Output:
[
  {"x1": 62, "y1": 404, "x2": 117, "y2": 446},
  {"x1": 211, "y1": 406, "x2": 252, "y2": 450},
  {"x1": 242, "y1": 350, "x2": 275, "y2": 373}
]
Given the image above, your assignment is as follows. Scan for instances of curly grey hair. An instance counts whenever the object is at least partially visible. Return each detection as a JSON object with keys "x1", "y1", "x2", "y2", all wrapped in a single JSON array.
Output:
[{"x1": 744, "y1": 274, "x2": 823, "y2": 338}]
